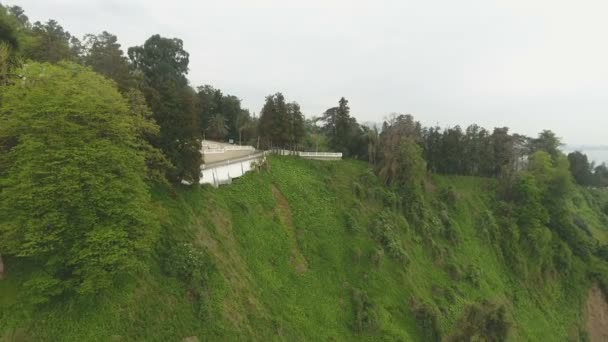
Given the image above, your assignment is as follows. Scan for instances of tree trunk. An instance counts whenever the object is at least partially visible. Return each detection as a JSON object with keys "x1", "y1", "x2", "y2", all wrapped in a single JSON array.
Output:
[{"x1": 0, "y1": 254, "x2": 4, "y2": 280}]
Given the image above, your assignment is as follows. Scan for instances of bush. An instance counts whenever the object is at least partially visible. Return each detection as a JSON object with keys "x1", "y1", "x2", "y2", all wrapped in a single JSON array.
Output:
[
  {"x1": 411, "y1": 299, "x2": 442, "y2": 342},
  {"x1": 440, "y1": 210, "x2": 460, "y2": 244},
  {"x1": 465, "y1": 265, "x2": 482, "y2": 287},
  {"x1": 447, "y1": 300, "x2": 510, "y2": 342},
  {"x1": 371, "y1": 248, "x2": 385, "y2": 267},
  {"x1": 345, "y1": 211, "x2": 361, "y2": 233},
  {"x1": 370, "y1": 210, "x2": 408, "y2": 261},
  {"x1": 352, "y1": 182, "x2": 364, "y2": 198},
  {"x1": 445, "y1": 262, "x2": 463, "y2": 281},
  {"x1": 440, "y1": 186, "x2": 458, "y2": 207},
  {"x1": 573, "y1": 215, "x2": 592, "y2": 237},
  {"x1": 351, "y1": 288, "x2": 379, "y2": 333}
]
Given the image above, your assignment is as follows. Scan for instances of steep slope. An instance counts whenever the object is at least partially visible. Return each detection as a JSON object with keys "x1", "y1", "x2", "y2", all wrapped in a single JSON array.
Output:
[{"x1": 1, "y1": 157, "x2": 606, "y2": 341}]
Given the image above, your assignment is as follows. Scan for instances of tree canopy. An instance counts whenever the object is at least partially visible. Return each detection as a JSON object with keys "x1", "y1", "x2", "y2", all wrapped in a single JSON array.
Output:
[{"x1": 0, "y1": 62, "x2": 158, "y2": 300}]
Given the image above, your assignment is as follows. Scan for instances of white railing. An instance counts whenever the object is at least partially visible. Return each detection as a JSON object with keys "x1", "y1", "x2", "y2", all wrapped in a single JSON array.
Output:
[
  {"x1": 299, "y1": 152, "x2": 343, "y2": 158},
  {"x1": 223, "y1": 145, "x2": 255, "y2": 151}
]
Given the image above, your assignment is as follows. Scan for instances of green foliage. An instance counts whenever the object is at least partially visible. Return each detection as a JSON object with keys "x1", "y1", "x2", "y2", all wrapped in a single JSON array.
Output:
[
  {"x1": 0, "y1": 62, "x2": 157, "y2": 298},
  {"x1": 369, "y1": 210, "x2": 409, "y2": 261},
  {"x1": 258, "y1": 92, "x2": 305, "y2": 149},
  {"x1": 447, "y1": 300, "x2": 510, "y2": 342},
  {"x1": 351, "y1": 288, "x2": 379, "y2": 333},
  {"x1": 81, "y1": 31, "x2": 134, "y2": 92},
  {"x1": 0, "y1": 157, "x2": 601, "y2": 341},
  {"x1": 128, "y1": 34, "x2": 201, "y2": 183},
  {"x1": 411, "y1": 299, "x2": 442, "y2": 342}
]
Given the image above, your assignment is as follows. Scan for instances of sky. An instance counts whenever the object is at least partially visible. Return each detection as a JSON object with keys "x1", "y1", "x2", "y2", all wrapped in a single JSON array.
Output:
[{"x1": 8, "y1": 0, "x2": 608, "y2": 145}]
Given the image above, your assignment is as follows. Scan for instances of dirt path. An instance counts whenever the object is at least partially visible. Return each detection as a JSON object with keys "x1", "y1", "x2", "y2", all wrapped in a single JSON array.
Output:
[
  {"x1": 271, "y1": 185, "x2": 308, "y2": 273},
  {"x1": 586, "y1": 284, "x2": 608, "y2": 342}
]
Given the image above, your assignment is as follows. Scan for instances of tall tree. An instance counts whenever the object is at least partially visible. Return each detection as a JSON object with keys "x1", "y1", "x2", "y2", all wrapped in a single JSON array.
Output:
[
  {"x1": 24, "y1": 20, "x2": 75, "y2": 63},
  {"x1": 0, "y1": 62, "x2": 158, "y2": 300},
  {"x1": 258, "y1": 93, "x2": 289, "y2": 148},
  {"x1": 321, "y1": 97, "x2": 355, "y2": 155},
  {"x1": 206, "y1": 113, "x2": 228, "y2": 141},
  {"x1": 567, "y1": 151, "x2": 594, "y2": 186},
  {"x1": 128, "y1": 35, "x2": 201, "y2": 183},
  {"x1": 530, "y1": 130, "x2": 562, "y2": 160},
  {"x1": 82, "y1": 31, "x2": 133, "y2": 92}
]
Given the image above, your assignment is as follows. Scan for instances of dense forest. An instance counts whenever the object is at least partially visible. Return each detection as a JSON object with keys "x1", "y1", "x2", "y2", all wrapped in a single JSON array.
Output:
[{"x1": 1, "y1": 3, "x2": 608, "y2": 341}]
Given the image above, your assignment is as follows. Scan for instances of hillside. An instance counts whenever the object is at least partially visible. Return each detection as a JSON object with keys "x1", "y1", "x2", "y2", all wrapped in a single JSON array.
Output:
[{"x1": 2, "y1": 156, "x2": 607, "y2": 341}]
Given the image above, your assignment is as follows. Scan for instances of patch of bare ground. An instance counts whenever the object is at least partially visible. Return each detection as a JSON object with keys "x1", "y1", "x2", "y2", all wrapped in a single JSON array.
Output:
[
  {"x1": 586, "y1": 284, "x2": 608, "y2": 342},
  {"x1": 271, "y1": 185, "x2": 308, "y2": 273}
]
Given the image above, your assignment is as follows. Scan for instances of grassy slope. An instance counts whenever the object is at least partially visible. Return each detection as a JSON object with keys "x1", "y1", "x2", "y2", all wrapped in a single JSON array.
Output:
[{"x1": 1, "y1": 157, "x2": 606, "y2": 341}]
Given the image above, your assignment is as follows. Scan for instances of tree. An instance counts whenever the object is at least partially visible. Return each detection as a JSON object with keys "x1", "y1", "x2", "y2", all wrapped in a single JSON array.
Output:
[
  {"x1": 124, "y1": 88, "x2": 171, "y2": 184},
  {"x1": 128, "y1": 35, "x2": 201, "y2": 183},
  {"x1": 286, "y1": 102, "x2": 306, "y2": 150},
  {"x1": 24, "y1": 20, "x2": 75, "y2": 63},
  {"x1": 567, "y1": 151, "x2": 594, "y2": 186},
  {"x1": 0, "y1": 8, "x2": 18, "y2": 50},
  {"x1": 594, "y1": 163, "x2": 608, "y2": 188},
  {"x1": 0, "y1": 62, "x2": 157, "y2": 300},
  {"x1": 377, "y1": 115, "x2": 427, "y2": 217},
  {"x1": 321, "y1": 97, "x2": 356, "y2": 155},
  {"x1": 258, "y1": 93, "x2": 290, "y2": 148},
  {"x1": 530, "y1": 130, "x2": 562, "y2": 160},
  {"x1": 207, "y1": 113, "x2": 228, "y2": 141},
  {"x1": 235, "y1": 110, "x2": 251, "y2": 145},
  {"x1": 82, "y1": 31, "x2": 133, "y2": 92}
]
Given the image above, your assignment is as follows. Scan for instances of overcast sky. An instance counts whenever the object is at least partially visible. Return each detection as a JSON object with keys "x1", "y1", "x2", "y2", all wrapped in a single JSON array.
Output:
[{"x1": 9, "y1": 0, "x2": 608, "y2": 145}]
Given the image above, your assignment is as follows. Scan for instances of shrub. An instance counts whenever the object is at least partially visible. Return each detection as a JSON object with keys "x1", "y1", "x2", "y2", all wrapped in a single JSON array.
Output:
[
  {"x1": 345, "y1": 211, "x2": 361, "y2": 233},
  {"x1": 447, "y1": 300, "x2": 510, "y2": 342},
  {"x1": 465, "y1": 265, "x2": 482, "y2": 287},
  {"x1": 573, "y1": 215, "x2": 592, "y2": 237},
  {"x1": 411, "y1": 299, "x2": 442, "y2": 342},
  {"x1": 370, "y1": 210, "x2": 408, "y2": 261},
  {"x1": 351, "y1": 288, "x2": 379, "y2": 333},
  {"x1": 352, "y1": 182, "x2": 364, "y2": 198},
  {"x1": 440, "y1": 186, "x2": 458, "y2": 207},
  {"x1": 371, "y1": 248, "x2": 385, "y2": 267},
  {"x1": 445, "y1": 262, "x2": 464, "y2": 281},
  {"x1": 440, "y1": 210, "x2": 460, "y2": 244}
]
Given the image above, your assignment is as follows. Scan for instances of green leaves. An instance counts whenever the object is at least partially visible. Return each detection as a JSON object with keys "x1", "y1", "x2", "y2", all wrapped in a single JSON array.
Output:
[{"x1": 0, "y1": 62, "x2": 158, "y2": 300}]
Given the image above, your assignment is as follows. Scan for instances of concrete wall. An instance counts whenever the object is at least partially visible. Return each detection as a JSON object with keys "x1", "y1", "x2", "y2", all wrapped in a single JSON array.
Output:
[
  {"x1": 203, "y1": 149, "x2": 257, "y2": 164},
  {"x1": 200, "y1": 153, "x2": 265, "y2": 187}
]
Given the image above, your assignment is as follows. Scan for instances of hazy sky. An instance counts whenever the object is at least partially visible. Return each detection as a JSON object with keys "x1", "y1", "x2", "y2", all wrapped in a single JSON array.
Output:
[{"x1": 9, "y1": 0, "x2": 608, "y2": 145}]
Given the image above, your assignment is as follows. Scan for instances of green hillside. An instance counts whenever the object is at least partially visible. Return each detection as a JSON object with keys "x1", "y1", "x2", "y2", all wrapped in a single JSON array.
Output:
[{"x1": 2, "y1": 156, "x2": 606, "y2": 341}]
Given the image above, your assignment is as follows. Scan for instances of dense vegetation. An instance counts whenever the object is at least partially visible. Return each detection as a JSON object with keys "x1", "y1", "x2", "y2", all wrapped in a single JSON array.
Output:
[{"x1": 1, "y1": 3, "x2": 608, "y2": 341}]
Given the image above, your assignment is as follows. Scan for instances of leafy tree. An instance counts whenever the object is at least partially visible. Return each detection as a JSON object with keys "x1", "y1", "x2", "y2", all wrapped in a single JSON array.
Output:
[
  {"x1": 124, "y1": 88, "x2": 171, "y2": 184},
  {"x1": 82, "y1": 31, "x2": 133, "y2": 92},
  {"x1": 568, "y1": 151, "x2": 594, "y2": 186},
  {"x1": 235, "y1": 110, "x2": 251, "y2": 145},
  {"x1": 377, "y1": 115, "x2": 427, "y2": 216},
  {"x1": 24, "y1": 20, "x2": 75, "y2": 63},
  {"x1": 594, "y1": 163, "x2": 608, "y2": 188},
  {"x1": 0, "y1": 62, "x2": 157, "y2": 300},
  {"x1": 286, "y1": 101, "x2": 306, "y2": 150},
  {"x1": 206, "y1": 113, "x2": 228, "y2": 141},
  {"x1": 128, "y1": 35, "x2": 201, "y2": 183},
  {"x1": 259, "y1": 93, "x2": 287, "y2": 148},
  {"x1": 321, "y1": 97, "x2": 366, "y2": 156},
  {"x1": 530, "y1": 130, "x2": 562, "y2": 160},
  {"x1": 0, "y1": 7, "x2": 18, "y2": 50}
]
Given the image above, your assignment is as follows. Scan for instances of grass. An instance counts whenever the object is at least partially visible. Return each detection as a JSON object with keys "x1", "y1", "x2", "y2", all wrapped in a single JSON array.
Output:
[{"x1": 1, "y1": 156, "x2": 606, "y2": 341}]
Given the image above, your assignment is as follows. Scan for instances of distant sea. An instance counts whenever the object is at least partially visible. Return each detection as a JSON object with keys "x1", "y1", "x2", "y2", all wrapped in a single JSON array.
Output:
[{"x1": 563, "y1": 146, "x2": 608, "y2": 166}]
